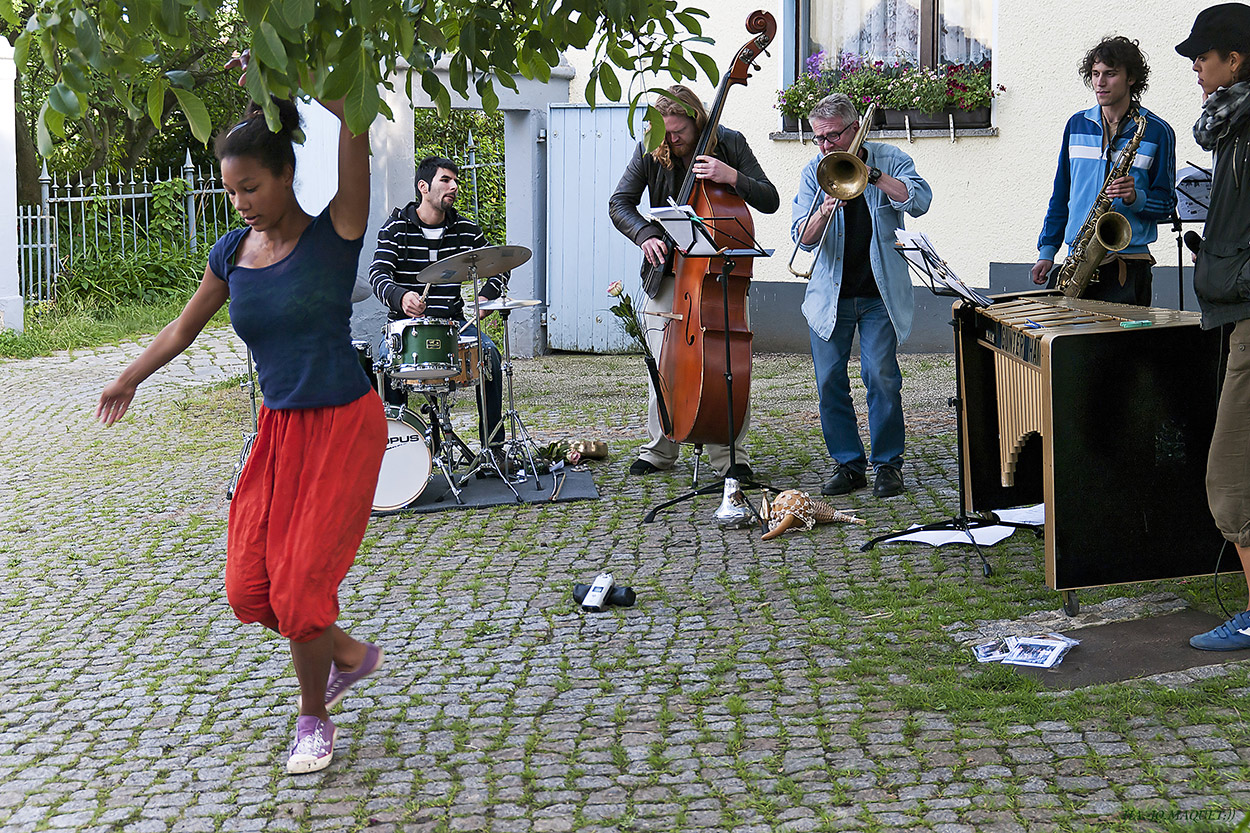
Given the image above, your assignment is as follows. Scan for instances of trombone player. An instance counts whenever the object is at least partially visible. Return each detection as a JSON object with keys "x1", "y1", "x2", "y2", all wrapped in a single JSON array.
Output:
[{"x1": 792, "y1": 93, "x2": 932, "y2": 499}]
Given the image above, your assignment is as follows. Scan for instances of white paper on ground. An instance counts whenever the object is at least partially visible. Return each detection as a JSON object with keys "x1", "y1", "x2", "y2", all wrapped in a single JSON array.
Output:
[
  {"x1": 879, "y1": 524, "x2": 1017, "y2": 547},
  {"x1": 993, "y1": 504, "x2": 1045, "y2": 526}
]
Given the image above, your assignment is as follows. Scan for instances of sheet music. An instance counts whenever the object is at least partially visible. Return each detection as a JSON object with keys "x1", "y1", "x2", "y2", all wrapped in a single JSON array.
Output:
[
  {"x1": 647, "y1": 204, "x2": 720, "y2": 256},
  {"x1": 894, "y1": 230, "x2": 993, "y2": 306}
]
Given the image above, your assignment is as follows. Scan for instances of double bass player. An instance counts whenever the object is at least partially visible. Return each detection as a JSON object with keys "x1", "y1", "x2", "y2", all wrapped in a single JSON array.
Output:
[{"x1": 608, "y1": 84, "x2": 780, "y2": 480}]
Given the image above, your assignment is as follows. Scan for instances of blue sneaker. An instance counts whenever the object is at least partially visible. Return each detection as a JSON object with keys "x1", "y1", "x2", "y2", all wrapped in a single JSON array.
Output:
[{"x1": 1190, "y1": 610, "x2": 1250, "y2": 651}]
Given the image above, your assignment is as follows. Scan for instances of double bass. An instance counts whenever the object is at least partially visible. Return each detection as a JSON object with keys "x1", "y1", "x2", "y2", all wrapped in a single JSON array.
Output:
[{"x1": 651, "y1": 11, "x2": 776, "y2": 447}]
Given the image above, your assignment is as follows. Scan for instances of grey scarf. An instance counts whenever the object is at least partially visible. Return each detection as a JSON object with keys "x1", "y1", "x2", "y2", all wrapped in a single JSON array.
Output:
[{"x1": 1194, "y1": 81, "x2": 1250, "y2": 150}]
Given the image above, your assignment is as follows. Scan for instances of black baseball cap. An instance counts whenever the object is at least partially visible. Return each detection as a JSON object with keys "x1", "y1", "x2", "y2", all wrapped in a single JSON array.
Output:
[{"x1": 1176, "y1": 3, "x2": 1250, "y2": 59}]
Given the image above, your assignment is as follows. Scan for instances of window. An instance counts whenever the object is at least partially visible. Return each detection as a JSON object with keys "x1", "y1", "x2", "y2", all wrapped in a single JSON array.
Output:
[{"x1": 795, "y1": 0, "x2": 992, "y2": 77}]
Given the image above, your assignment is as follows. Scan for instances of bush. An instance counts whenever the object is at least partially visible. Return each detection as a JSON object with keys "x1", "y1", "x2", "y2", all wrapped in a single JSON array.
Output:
[{"x1": 60, "y1": 238, "x2": 203, "y2": 305}]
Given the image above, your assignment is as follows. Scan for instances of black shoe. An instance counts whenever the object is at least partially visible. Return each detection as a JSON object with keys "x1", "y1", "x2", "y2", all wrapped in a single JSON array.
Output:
[
  {"x1": 873, "y1": 465, "x2": 905, "y2": 498},
  {"x1": 821, "y1": 464, "x2": 868, "y2": 496},
  {"x1": 629, "y1": 459, "x2": 662, "y2": 476},
  {"x1": 725, "y1": 463, "x2": 754, "y2": 482}
]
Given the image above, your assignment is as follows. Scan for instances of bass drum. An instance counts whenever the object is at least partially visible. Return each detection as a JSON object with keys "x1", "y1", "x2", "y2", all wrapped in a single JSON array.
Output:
[{"x1": 374, "y1": 406, "x2": 433, "y2": 511}]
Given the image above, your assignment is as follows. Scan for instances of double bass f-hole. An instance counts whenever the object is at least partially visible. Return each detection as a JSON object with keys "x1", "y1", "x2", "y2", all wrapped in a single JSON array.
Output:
[{"x1": 681, "y1": 292, "x2": 696, "y2": 347}]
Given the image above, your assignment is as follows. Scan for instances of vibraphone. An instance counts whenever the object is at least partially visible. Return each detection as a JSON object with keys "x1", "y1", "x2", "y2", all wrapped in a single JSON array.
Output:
[{"x1": 954, "y1": 291, "x2": 1223, "y2": 609}]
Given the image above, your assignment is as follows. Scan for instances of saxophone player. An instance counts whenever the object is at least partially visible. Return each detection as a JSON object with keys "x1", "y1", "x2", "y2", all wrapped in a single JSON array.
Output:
[{"x1": 1031, "y1": 36, "x2": 1177, "y2": 305}]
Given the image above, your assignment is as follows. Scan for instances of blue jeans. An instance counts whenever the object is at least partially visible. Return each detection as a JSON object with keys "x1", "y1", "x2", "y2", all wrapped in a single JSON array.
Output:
[{"x1": 809, "y1": 296, "x2": 904, "y2": 474}]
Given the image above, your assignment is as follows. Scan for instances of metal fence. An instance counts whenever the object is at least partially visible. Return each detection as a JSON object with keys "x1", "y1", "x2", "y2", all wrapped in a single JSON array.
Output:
[
  {"x1": 18, "y1": 151, "x2": 238, "y2": 303},
  {"x1": 18, "y1": 136, "x2": 503, "y2": 305}
]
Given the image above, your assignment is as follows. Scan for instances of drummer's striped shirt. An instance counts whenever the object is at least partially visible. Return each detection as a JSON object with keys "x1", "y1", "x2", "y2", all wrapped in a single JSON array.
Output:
[{"x1": 369, "y1": 202, "x2": 508, "y2": 321}]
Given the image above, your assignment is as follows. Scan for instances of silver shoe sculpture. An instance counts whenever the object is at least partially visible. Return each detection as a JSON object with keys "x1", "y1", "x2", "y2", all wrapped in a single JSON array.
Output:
[{"x1": 713, "y1": 478, "x2": 753, "y2": 528}]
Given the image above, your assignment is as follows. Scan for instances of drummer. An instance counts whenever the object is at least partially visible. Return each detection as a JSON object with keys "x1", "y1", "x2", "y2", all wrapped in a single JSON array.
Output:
[{"x1": 370, "y1": 156, "x2": 506, "y2": 460}]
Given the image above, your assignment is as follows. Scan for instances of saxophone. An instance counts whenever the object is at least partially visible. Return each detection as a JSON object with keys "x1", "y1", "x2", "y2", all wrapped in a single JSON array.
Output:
[{"x1": 1055, "y1": 110, "x2": 1148, "y2": 298}]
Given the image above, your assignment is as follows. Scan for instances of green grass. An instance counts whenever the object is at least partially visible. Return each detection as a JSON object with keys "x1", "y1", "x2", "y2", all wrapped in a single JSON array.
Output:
[{"x1": 0, "y1": 294, "x2": 230, "y2": 359}]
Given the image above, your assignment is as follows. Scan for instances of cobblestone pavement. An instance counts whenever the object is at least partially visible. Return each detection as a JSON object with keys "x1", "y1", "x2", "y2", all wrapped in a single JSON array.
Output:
[{"x1": 2, "y1": 330, "x2": 1249, "y2": 833}]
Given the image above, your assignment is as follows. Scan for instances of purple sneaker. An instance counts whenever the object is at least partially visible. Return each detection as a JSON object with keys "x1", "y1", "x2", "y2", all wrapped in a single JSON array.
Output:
[
  {"x1": 325, "y1": 642, "x2": 384, "y2": 708},
  {"x1": 287, "y1": 715, "x2": 336, "y2": 774}
]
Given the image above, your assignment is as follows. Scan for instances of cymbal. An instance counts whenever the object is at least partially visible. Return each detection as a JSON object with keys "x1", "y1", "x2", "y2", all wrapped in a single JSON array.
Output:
[
  {"x1": 476, "y1": 296, "x2": 541, "y2": 311},
  {"x1": 413, "y1": 245, "x2": 533, "y2": 285}
]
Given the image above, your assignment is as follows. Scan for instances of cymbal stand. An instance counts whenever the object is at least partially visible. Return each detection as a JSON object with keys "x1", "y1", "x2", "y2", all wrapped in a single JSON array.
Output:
[
  {"x1": 414, "y1": 384, "x2": 475, "y2": 504},
  {"x1": 487, "y1": 303, "x2": 544, "y2": 490},
  {"x1": 456, "y1": 261, "x2": 521, "y2": 500}
]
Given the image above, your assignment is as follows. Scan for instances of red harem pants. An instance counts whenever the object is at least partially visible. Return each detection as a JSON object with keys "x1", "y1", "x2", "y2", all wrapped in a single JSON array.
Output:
[{"x1": 225, "y1": 390, "x2": 386, "y2": 642}]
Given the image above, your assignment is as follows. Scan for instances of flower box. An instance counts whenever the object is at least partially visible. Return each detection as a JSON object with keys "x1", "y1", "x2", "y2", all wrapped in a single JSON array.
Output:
[{"x1": 777, "y1": 52, "x2": 1000, "y2": 132}]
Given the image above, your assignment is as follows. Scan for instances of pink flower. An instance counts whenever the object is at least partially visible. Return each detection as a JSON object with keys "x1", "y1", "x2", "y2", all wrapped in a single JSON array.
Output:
[{"x1": 607, "y1": 280, "x2": 623, "y2": 297}]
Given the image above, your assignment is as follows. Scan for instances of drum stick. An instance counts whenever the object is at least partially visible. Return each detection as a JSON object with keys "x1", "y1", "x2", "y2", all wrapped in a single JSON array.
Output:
[
  {"x1": 458, "y1": 320, "x2": 473, "y2": 334},
  {"x1": 643, "y1": 311, "x2": 684, "y2": 321},
  {"x1": 420, "y1": 282, "x2": 433, "y2": 301}
]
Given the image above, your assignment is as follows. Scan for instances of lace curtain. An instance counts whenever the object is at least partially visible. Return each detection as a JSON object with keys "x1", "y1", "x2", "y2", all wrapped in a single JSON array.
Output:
[
  {"x1": 939, "y1": 0, "x2": 992, "y2": 65},
  {"x1": 807, "y1": 0, "x2": 992, "y2": 67}
]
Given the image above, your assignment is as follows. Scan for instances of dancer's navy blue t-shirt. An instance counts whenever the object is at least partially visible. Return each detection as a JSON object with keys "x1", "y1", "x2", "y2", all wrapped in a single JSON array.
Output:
[{"x1": 208, "y1": 208, "x2": 370, "y2": 410}]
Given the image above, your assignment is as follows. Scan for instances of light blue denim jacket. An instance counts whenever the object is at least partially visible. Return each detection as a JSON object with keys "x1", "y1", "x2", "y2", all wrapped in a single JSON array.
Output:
[{"x1": 791, "y1": 142, "x2": 932, "y2": 343}]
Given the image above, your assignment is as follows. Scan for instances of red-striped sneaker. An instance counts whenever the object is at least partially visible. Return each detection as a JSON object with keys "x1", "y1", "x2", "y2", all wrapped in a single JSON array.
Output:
[{"x1": 287, "y1": 715, "x2": 336, "y2": 774}]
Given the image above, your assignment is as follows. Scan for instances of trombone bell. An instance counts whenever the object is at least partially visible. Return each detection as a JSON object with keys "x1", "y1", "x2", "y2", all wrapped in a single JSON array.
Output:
[{"x1": 787, "y1": 102, "x2": 877, "y2": 279}]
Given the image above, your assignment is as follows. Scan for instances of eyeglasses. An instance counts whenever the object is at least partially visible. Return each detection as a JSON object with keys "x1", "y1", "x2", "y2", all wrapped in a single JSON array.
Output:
[{"x1": 812, "y1": 122, "x2": 857, "y2": 146}]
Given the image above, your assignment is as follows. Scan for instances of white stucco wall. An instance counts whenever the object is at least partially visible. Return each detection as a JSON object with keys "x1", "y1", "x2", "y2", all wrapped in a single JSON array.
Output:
[{"x1": 566, "y1": 0, "x2": 1221, "y2": 288}]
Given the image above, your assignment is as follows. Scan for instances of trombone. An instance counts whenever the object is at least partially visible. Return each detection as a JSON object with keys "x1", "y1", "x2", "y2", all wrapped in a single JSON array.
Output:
[{"x1": 788, "y1": 102, "x2": 878, "y2": 279}]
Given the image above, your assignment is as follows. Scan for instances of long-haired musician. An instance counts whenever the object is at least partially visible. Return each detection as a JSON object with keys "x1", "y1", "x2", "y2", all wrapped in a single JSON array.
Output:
[
  {"x1": 1177, "y1": 3, "x2": 1250, "y2": 651},
  {"x1": 607, "y1": 84, "x2": 779, "y2": 479},
  {"x1": 1030, "y1": 36, "x2": 1177, "y2": 305},
  {"x1": 792, "y1": 93, "x2": 931, "y2": 500}
]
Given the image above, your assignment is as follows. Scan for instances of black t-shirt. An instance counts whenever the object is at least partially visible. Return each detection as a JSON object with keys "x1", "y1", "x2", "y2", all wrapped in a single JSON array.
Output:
[{"x1": 838, "y1": 194, "x2": 879, "y2": 299}]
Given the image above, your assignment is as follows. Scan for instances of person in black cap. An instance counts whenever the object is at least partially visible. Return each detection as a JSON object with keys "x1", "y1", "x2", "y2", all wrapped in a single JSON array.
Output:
[{"x1": 1177, "y1": 2, "x2": 1250, "y2": 651}]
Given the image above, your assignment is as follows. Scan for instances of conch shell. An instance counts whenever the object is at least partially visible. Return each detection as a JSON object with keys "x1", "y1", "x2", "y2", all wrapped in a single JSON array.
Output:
[{"x1": 760, "y1": 489, "x2": 866, "y2": 540}]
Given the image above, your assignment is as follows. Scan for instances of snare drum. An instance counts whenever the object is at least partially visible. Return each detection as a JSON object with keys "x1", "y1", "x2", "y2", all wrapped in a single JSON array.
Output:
[
  {"x1": 374, "y1": 406, "x2": 434, "y2": 511},
  {"x1": 448, "y1": 336, "x2": 481, "y2": 387},
  {"x1": 383, "y1": 318, "x2": 459, "y2": 380}
]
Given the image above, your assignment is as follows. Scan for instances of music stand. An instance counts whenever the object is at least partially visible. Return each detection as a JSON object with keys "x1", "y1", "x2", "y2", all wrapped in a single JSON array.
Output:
[
  {"x1": 640, "y1": 206, "x2": 780, "y2": 529},
  {"x1": 858, "y1": 233, "x2": 1038, "y2": 575}
]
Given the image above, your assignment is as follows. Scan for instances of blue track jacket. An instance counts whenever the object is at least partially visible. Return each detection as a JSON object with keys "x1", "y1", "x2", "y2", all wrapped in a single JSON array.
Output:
[{"x1": 1037, "y1": 104, "x2": 1177, "y2": 262}]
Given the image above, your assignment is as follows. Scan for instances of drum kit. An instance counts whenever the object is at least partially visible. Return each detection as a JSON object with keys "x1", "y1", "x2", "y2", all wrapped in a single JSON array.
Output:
[{"x1": 358, "y1": 245, "x2": 546, "y2": 512}]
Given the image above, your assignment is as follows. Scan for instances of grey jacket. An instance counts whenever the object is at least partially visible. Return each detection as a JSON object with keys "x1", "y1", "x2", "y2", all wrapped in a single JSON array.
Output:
[
  {"x1": 608, "y1": 125, "x2": 779, "y2": 264},
  {"x1": 1195, "y1": 114, "x2": 1250, "y2": 329}
]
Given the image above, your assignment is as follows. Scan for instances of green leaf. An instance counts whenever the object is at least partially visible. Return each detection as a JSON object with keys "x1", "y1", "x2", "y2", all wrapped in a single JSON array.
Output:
[
  {"x1": 72, "y1": 13, "x2": 102, "y2": 67},
  {"x1": 13, "y1": 32, "x2": 29, "y2": 71},
  {"x1": 282, "y1": 0, "x2": 314, "y2": 27},
  {"x1": 0, "y1": 0, "x2": 19, "y2": 28},
  {"x1": 344, "y1": 54, "x2": 380, "y2": 134},
  {"x1": 253, "y1": 21, "x2": 289, "y2": 71},
  {"x1": 148, "y1": 80, "x2": 167, "y2": 127},
  {"x1": 597, "y1": 61, "x2": 621, "y2": 101},
  {"x1": 584, "y1": 67, "x2": 597, "y2": 108},
  {"x1": 477, "y1": 77, "x2": 498, "y2": 114},
  {"x1": 448, "y1": 53, "x2": 467, "y2": 96},
  {"x1": 48, "y1": 83, "x2": 81, "y2": 117},
  {"x1": 691, "y1": 51, "x2": 720, "y2": 86},
  {"x1": 322, "y1": 61, "x2": 355, "y2": 101},
  {"x1": 164, "y1": 70, "x2": 194, "y2": 89},
  {"x1": 643, "y1": 107, "x2": 665, "y2": 152},
  {"x1": 36, "y1": 103, "x2": 54, "y2": 156},
  {"x1": 171, "y1": 87, "x2": 212, "y2": 144}
]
